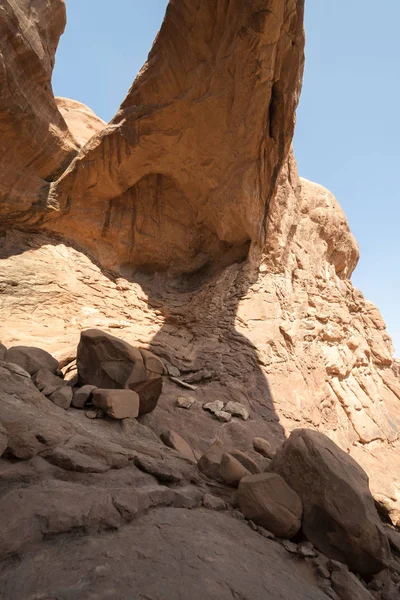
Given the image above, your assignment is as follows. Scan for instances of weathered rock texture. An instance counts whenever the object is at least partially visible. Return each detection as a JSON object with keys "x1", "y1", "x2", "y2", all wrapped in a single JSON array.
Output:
[
  {"x1": 45, "y1": 0, "x2": 304, "y2": 273},
  {"x1": 56, "y1": 96, "x2": 106, "y2": 147},
  {"x1": 0, "y1": 0, "x2": 77, "y2": 223},
  {"x1": 1, "y1": 0, "x2": 400, "y2": 596}
]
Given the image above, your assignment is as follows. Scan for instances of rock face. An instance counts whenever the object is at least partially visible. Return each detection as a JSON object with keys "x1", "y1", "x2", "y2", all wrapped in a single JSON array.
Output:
[
  {"x1": 1, "y1": 1, "x2": 400, "y2": 597},
  {"x1": 42, "y1": 0, "x2": 305, "y2": 273},
  {"x1": 77, "y1": 329, "x2": 164, "y2": 415},
  {"x1": 55, "y1": 97, "x2": 106, "y2": 147},
  {"x1": 0, "y1": 0, "x2": 77, "y2": 225},
  {"x1": 269, "y1": 429, "x2": 390, "y2": 577}
]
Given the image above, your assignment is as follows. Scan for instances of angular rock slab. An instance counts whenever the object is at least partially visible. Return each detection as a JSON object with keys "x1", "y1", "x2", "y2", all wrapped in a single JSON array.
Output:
[
  {"x1": 237, "y1": 472, "x2": 302, "y2": 538},
  {"x1": 92, "y1": 389, "x2": 140, "y2": 420},
  {"x1": 269, "y1": 429, "x2": 390, "y2": 577},
  {"x1": 77, "y1": 329, "x2": 163, "y2": 415}
]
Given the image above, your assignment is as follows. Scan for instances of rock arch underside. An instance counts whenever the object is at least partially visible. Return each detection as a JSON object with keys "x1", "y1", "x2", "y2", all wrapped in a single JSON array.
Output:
[{"x1": 0, "y1": 1, "x2": 399, "y2": 598}]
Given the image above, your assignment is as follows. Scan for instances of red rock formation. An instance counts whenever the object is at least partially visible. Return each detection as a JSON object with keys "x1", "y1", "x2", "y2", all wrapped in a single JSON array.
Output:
[
  {"x1": 0, "y1": 0, "x2": 77, "y2": 224},
  {"x1": 44, "y1": 0, "x2": 305, "y2": 273}
]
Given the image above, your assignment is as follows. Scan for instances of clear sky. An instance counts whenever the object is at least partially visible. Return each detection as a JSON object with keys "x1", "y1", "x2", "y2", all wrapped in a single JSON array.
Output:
[{"x1": 53, "y1": 1, "x2": 400, "y2": 353}]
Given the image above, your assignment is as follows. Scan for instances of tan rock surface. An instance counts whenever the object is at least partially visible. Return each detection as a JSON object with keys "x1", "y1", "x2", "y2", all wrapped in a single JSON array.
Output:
[
  {"x1": 0, "y1": 0, "x2": 77, "y2": 224},
  {"x1": 55, "y1": 97, "x2": 106, "y2": 147}
]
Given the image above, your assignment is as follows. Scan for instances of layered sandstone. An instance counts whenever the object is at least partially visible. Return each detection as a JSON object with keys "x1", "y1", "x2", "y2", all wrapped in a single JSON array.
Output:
[
  {"x1": 0, "y1": 0, "x2": 77, "y2": 223},
  {"x1": 42, "y1": 0, "x2": 305, "y2": 272},
  {"x1": 0, "y1": 2, "x2": 399, "y2": 595}
]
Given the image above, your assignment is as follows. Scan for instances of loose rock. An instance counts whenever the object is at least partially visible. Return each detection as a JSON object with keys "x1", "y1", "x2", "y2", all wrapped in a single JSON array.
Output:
[
  {"x1": 215, "y1": 410, "x2": 232, "y2": 422},
  {"x1": 72, "y1": 385, "x2": 97, "y2": 409},
  {"x1": 269, "y1": 429, "x2": 390, "y2": 577},
  {"x1": 197, "y1": 439, "x2": 224, "y2": 481},
  {"x1": 92, "y1": 389, "x2": 140, "y2": 419},
  {"x1": 49, "y1": 386, "x2": 73, "y2": 410},
  {"x1": 220, "y1": 453, "x2": 251, "y2": 487},
  {"x1": 160, "y1": 430, "x2": 196, "y2": 463},
  {"x1": 203, "y1": 400, "x2": 224, "y2": 414},
  {"x1": 331, "y1": 565, "x2": 373, "y2": 600},
  {"x1": 253, "y1": 437, "x2": 275, "y2": 459},
  {"x1": 230, "y1": 449, "x2": 260, "y2": 474},
  {"x1": 176, "y1": 396, "x2": 195, "y2": 409},
  {"x1": 237, "y1": 472, "x2": 302, "y2": 538},
  {"x1": 5, "y1": 346, "x2": 59, "y2": 375},
  {"x1": 33, "y1": 368, "x2": 66, "y2": 392},
  {"x1": 224, "y1": 401, "x2": 249, "y2": 421}
]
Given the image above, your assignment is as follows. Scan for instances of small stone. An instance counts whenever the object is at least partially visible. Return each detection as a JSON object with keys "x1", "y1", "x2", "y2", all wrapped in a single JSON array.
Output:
[
  {"x1": 215, "y1": 410, "x2": 231, "y2": 422},
  {"x1": 173, "y1": 486, "x2": 203, "y2": 508},
  {"x1": 298, "y1": 544, "x2": 316, "y2": 558},
  {"x1": 224, "y1": 401, "x2": 249, "y2": 420},
  {"x1": 203, "y1": 400, "x2": 224, "y2": 414},
  {"x1": 85, "y1": 409, "x2": 98, "y2": 419},
  {"x1": 220, "y1": 452, "x2": 251, "y2": 487},
  {"x1": 160, "y1": 430, "x2": 196, "y2": 463},
  {"x1": 316, "y1": 565, "x2": 331, "y2": 579},
  {"x1": 282, "y1": 540, "x2": 298, "y2": 554},
  {"x1": 176, "y1": 396, "x2": 194, "y2": 409},
  {"x1": 258, "y1": 527, "x2": 275, "y2": 540},
  {"x1": 253, "y1": 437, "x2": 275, "y2": 459},
  {"x1": 33, "y1": 368, "x2": 66, "y2": 392},
  {"x1": 72, "y1": 384, "x2": 97, "y2": 408},
  {"x1": 166, "y1": 363, "x2": 180, "y2": 378},
  {"x1": 49, "y1": 386, "x2": 73, "y2": 409},
  {"x1": 202, "y1": 494, "x2": 226, "y2": 511},
  {"x1": 92, "y1": 389, "x2": 140, "y2": 419},
  {"x1": 248, "y1": 520, "x2": 258, "y2": 532}
]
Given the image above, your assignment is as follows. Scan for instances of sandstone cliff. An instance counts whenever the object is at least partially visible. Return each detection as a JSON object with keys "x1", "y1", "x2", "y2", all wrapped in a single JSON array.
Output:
[{"x1": 0, "y1": 1, "x2": 399, "y2": 598}]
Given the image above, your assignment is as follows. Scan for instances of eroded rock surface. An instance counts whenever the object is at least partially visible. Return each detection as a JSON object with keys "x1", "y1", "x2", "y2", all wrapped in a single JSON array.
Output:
[
  {"x1": 0, "y1": 0, "x2": 77, "y2": 223},
  {"x1": 56, "y1": 96, "x2": 106, "y2": 147}
]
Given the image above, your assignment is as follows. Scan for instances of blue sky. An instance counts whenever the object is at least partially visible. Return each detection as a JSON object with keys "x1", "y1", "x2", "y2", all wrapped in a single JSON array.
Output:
[{"x1": 53, "y1": 1, "x2": 400, "y2": 352}]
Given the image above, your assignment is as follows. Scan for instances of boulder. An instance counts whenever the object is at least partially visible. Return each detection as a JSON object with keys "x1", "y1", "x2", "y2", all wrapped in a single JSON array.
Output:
[
  {"x1": 33, "y1": 368, "x2": 66, "y2": 392},
  {"x1": 5, "y1": 346, "x2": 58, "y2": 375},
  {"x1": 237, "y1": 473, "x2": 302, "y2": 538},
  {"x1": 77, "y1": 329, "x2": 163, "y2": 415},
  {"x1": 197, "y1": 439, "x2": 224, "y2": 481},
  {"x1": 220, "y1": 453, "x2": 251, "y2": 487},
  {"x1": 92, "y1": 389, "x2": 140, "y2": 420},
  {"x1": 269, "y1": 429, "x2": 390, "y2": 577},
  {"x1": 160, "y1": 431, "x2": 196, "y2": 463},
  {"x1": 72, "y1": 385, "x2": 97, "y2": 409},
  {"x1": 331, "y1": 564, "x2": 373, "y2": 600},
  {"x1": 230, "y1": 450, "x2": 261, "y2": 474},
  {"x1": 49, "y1": 387, "x2": 73, "y2": 410},
  {"x1": 253, "y1": 437, "x2": 275, "y2": 459}
]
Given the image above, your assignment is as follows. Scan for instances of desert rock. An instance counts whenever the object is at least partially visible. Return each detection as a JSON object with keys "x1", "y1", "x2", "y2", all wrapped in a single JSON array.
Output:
[
  {"x1": 220, "y1": 453, "x2": 251, "y2": 487},
  {"x1": 160, "y1": 430, "x2": 196, "y2": 463},
  {"x1": 0, "y1": 0, "x2": 77, "y2": 224},
  {"x1": 92, "y1": 389, "x2": 140, "y2": 420},
  {"x1": 270, "y1": 429, "x2": 390, "y2": 576},
  {"x1": 77, "y1": 329, "x2": 163, "y2": 415},
  {"x1": 72, "y1": 384, "x2": 97, "y2": 409},
  {"x1": 5, "y1": 346, "x2": 59, "y2": 375},
  {"x1": 56, "y1": 97, "x2": 106, "y2": 147},
  {"x1": 237, "y1": 472, "x2": 303, "y2": 538}
]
